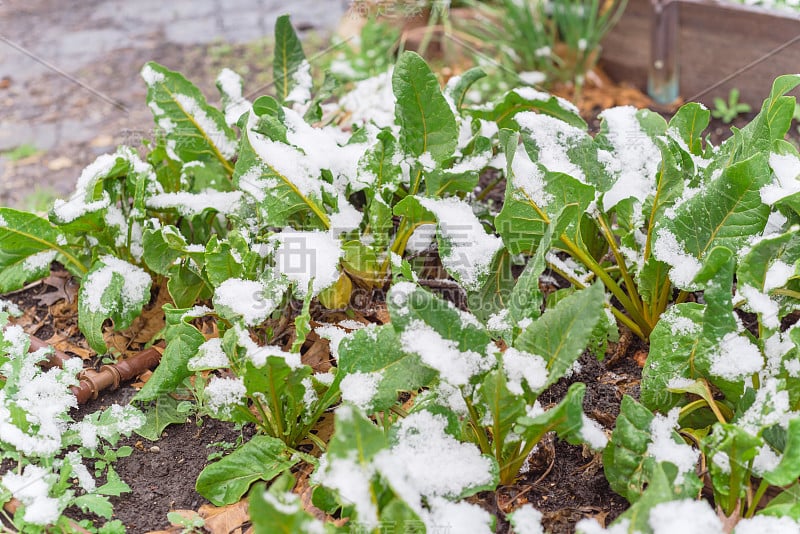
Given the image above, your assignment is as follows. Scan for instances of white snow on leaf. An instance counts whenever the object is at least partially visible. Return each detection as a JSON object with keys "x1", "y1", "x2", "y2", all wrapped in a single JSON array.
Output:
[
  {"x1": 764, "y1": 259, "x2": 794, "y2": 291},
  {"x1": 374, "y1": 411, "x2": 495, "y2": 504},
  {"x1": 513, "y1": 87, "x2": 579, "y2": 114},
  {"x1": 751, "y1": 443, "x2": 781, "y2": 475},
  {"x1": 509, "y1": 504, "x2": 545, "y2": 534},
  {"x1": 515, "y1": 112, "x2": 588, "y2": 182},
  {"x1": 52, "y1": 154, "x2": 115, "y2": 223},
  {"x1": 338, "y1": 69, "x2": 395, "y2": 128},
  {"x1": 579, "y1": 415, "x2": 608, "y2": 450},
  {"x1": 141, "y1": 64, "x2": 165, "y2": 85},
  {"x1": 502, "y1": 348, "x2": 549, "y2": 395},
  {"x1": 416, "y1": 196, "x2": 503, "y2": 291},
  {"x1": 82, "y1": 256, "x2": 151, "y2": 315},
  {"x1": 646, "y1": 408, "x2": 699, "y2": 483},
  {"x1": 214, "y1": 278, "x2": 280, "y2": 326},
  {"x1": 400, "y1": 320, "x2": 489, "y2": 386},
  {"x1": 216, "y1": 68, "x2": 251, "y2": 126},
  {"x1": 546, "y1": 251, "x2": 594, "y2": 286},
  {"x1": 599, "y1": 106, "x2": 660, "y2": 211},
  {"x1": 762, "y1": 152, "x2": 800, "y2": 204},
  {"x1": 425, "y1": 497, "x2": 495, "y2": 534},
  {"x1": 236, "y1": 326, "x2": 302, "y2": 370},
  {"x1": 735, "y1": 515, "x2": 800, "y2": 534},
  {"x1": 188, "y1": 338, "x2": 228, "y2": 371},
  {"x1": 173, "y1": 93, "x2": 237, "y2": 159},
  {"x1": 53, "y1": 147, "x2": 156, "y2": 224},
  {"x1": 340, "y1": 371, "x2": 383, "y2": 411},
  {"x1": 652, "y1": 228, "x2": 702, "y2": 288},
  {"x1": 668, "y1": 315, "x2": 701, "y2": 337},
  {"x1": 647, "y1": 499, "x2": 723, "y2": 534},
  {"x1": 1, "y1": 465, "x2": 61, "y2": 526},
  {"x1": 243, "y1": 105, "x2": 368, "y2": 223},
  {"x1": 0, "y1": 298, "x2": 22, "y2": 316},
  {"x1": 314, "y1": 323, "x2": 355, "y2": 361},
  {"x1": 739, "y1": 284, "x2": 780, "y2": 330},
  {"x1": 738, "y1": 378, "x2": 792, "y2": 434},
  {"x1": 271, "y1": 229, "x2": 343, "y2": 297},
  {"x1": 146, "y1": 190, "x2": 243, "y2": 216},
  {"x1": 709, "y1": 332, "x2": 764, "y2": 381},
  {"x1": 22, "y1": 250, "x2": 57, "y2": 273},
  {"x1": 64, "y1": 450, "x2": 95, "y2": 492},
  {"x1": 286, "y1": 60, "x2": 312, "y2": 104},
  {"x1": 510, "y1": 144, "x2": 553, "y2": 208},
  {"x1": 405, "y1": 223, "x2": 437, "y2": 253},
  {"x1": 575, "y1": 518, "x2": 632, "y2": 534},
  {"x1": 314, "y1": 453, "x2": 378, "y2": 529},
  {"x1": 666, "y1": 126, "x2": 710, "y2": 170},
  {"x1": 205, "y1": 376, "x2": 246, "y2": 417}
]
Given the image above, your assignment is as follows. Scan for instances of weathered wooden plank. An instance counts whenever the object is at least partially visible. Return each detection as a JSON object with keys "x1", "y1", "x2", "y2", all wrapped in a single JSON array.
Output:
[{"x1": 601, "y1": 0, "x2": 800, "y2": 106}]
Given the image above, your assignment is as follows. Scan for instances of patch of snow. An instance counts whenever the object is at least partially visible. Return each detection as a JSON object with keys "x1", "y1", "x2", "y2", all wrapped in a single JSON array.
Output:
[
  {"x1": 515, "y1": 112, "x2": 587, "y2": 182},
  {"x1": 400, "y1": 320, "x2": 489, "y2": 386},
  {"x1": 416, "y1": 197, "x2": 503, "y2": 291},
  {"x1": 216, "y1": 68, "x2": 251, "y2": 126},
  {"x1": 146, "y1": 190, "x2": 243, "y2": 216},
  {"x1": 580, "y1": 415, "x2": 608, "y2": 450},
  {"x1": 709, "y1": 332, "x2": 764, "y2": 381},
  {"x1": 1, "y1": 465, "x2": 60, "y2": 525},
  {"x1": 652, "y1": 228, "x2": 702, "y2": 287},
  {"x1": 204, "y1": 376, "x2": 246, "y2": 417},
  {"x1": 648, "y1": 500, "x2": 723, "y2": 534},
  {"x1": 214, "y1": 278, "x2": 278, "y2": 326},
  {"x1": 646, "y1": 408, "x2": 699, "y2": 483},
  {"x1": 188, "y1": 338, "x2": 228, "y2": 371},
  {"x1": 762, "y1": 152, "x2": 800, "y2": 204},
  {"x1": 271, "y1": 230, "x2": 343, "y2": 297},
  {"x1": 501, "y1": 347, "x2": 549, "y2": 395},
  {"x1": 82, "y1": 256, "x2": 151, "y2": 315},
  {"x1": 509, "y1": 504, "x2": 544, "y2": 534},
  {"x1": 599, "y1": 106, "x2": 660, "y2": 211},
  {"x1": 340, "y1": 371, "x2": 383, "y2": 411}
]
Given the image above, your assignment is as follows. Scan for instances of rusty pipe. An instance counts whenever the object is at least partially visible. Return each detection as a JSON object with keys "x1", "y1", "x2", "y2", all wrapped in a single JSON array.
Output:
[
  {"x1": 25, "y1": 335, "x2": 164, "y2": 405},
  {"x1": 72, "y1": 346, "x2": 163, "y2": 404}
]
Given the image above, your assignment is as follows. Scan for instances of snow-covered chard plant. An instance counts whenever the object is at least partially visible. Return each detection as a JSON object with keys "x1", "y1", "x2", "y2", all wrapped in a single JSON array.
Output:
[
  {"x1": 243, "y1": 273, "x2": 606, "y2": 532},
  {"x1": 334, "y1": 280, "x2": 609, "y2": 487},
  {"x1": 487, "y1": 75, "x2": 800, "y2": 342},
  {"x1": 0, "y1": 312, "x2": 142, "y2": 532},
  {"x1": 586, "y1": 76, "x2": 800, "y2": 532}
]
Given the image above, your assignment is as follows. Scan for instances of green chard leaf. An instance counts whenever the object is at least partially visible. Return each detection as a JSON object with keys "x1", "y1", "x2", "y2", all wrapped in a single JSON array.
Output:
[
  {"x1": 134, "y1": 305, "x2": 206, "y2": 400},
  {"x1": 338, "y1": 325, "x2": 437, "y2": 414},
  {"x1": 273, "y1": 15, "x2": 308, "y2": 104},
  {"x1": 196, "y1": 435, "x2": 298, "y2": 506},
  {"x1": 652, "y1": 153, "x2": 771, "y2": 289},
  {"x1": 249, "y1": 475, "x2": 332, "y2": 534},
  {"x1": 141, "y1": 62, "x2": 236, "y2": 173},
  {"x1": 471, "y1": 87, "x2": 586, "y2": 130},
  {"x1": 77, "y1": 255, "x2": 152, "y2": 354},
  {"x1": 514, "y1": 282, "x2": 604, "y2": 389},
  {"x1": 392, "y1": 51, "x2": 458, "y2": 163},
  {"x1": 0, "y1": 208, "x2": 77, "y2": 292},
  {"x1": 604, "y1": 396, "x2": 701, "y2": 504}
]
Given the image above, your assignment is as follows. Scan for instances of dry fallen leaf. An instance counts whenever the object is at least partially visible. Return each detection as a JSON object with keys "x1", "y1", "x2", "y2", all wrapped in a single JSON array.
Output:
[
  {"x1": 199, "y1": 500, "x2": 249, "y2": 534},
  {"x1": 34, "y1": 271, "x2": 78, "y2": 306}
]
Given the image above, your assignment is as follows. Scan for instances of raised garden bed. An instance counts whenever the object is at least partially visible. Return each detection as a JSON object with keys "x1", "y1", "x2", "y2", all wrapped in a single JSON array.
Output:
[{"x1": 602, "y1": 0, "x2": 800, "y2": 105}]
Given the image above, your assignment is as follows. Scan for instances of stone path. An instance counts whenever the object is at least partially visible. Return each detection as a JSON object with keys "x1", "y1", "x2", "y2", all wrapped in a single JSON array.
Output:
[{"x1": 0, "y1": 0, "x2": 349, "y2": 207}]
